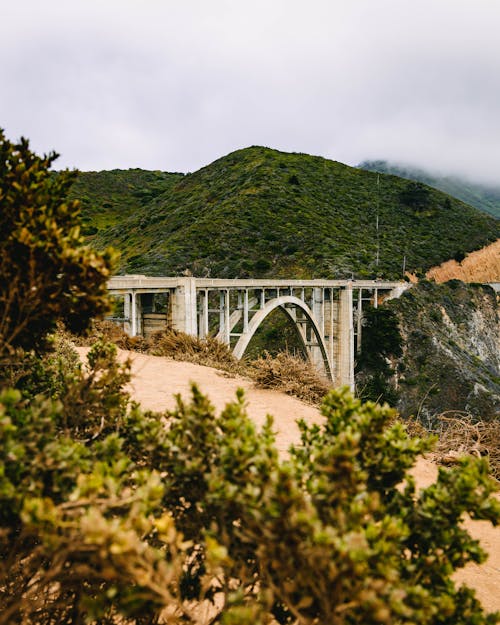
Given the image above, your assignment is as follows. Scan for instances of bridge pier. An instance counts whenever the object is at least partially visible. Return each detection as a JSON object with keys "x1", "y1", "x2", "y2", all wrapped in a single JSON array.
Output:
[
  {"x1": 337, "y1": 285, "x2": 354, "y2": 388},
  {"x1": 170, "y1": 277, "x2": 198, "y2": 336},
  {"x1": 107, "y1": 276, "x2": 409, "y2": 390}
]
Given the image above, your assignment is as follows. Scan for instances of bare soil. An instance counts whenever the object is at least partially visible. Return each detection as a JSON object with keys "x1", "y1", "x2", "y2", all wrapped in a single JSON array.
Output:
[
  {"x1": 76, "y1": 347, "x2": 500, "y2": 614},
  {"x1": 426, "y1": 238, "x2": 500, "y2": 283}
]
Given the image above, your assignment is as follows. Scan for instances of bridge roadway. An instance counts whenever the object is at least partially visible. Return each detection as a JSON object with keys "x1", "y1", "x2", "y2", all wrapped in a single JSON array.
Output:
[{"x1": 107, "y1": 275, "x2": 409, "y2": 390}]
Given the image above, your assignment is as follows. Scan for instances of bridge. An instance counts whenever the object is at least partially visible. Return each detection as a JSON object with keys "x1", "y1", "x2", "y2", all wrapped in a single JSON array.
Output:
[{"x1": 107, "y1": 275, "x2": 409, "y2": 389}]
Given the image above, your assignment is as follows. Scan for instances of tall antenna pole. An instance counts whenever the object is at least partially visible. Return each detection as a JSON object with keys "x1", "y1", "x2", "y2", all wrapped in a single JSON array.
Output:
[{"x1": 375, "y1": 174, "x2": 380, "y2": 268}]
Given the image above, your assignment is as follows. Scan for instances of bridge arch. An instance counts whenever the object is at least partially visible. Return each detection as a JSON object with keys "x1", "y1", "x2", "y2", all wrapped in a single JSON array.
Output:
[{"x1": 232, "y1": 295, "x2": 332, "y2": 378}]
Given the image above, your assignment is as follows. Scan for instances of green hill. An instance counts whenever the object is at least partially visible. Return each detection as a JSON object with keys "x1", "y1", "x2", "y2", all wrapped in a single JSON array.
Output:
[
  {"x1": 72, "y1": 147, "x2": 500, "y2": 279},
  {"x1": 70, "y1": 169, "x2": 183, "y2": 235},
  {"x1": 358, "y1": 160, "x2": 500, "y2": 218}
]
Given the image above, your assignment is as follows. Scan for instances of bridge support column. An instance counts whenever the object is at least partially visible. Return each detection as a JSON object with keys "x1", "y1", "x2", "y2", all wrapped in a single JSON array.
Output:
[
  {"x1": 243, "y1": 289, "x2": 249, "y2": 332},
  {"x1": 130, "y1": 291, "x2": 140, "y2": 337},
  {"x1": 123, "y1": 293, "x2": 131, "y2": 335},
  {"x1": 307, "y1": 287, "x2": 326, "y2": 374},
  {"x1": 312, "y1": 288, "x2": 324, "y2": 334},
  {"x1": 337, "y1": 285, "x2": 354, "y2": 391},
  {"x1": 198, "y1": 289, "x2": 209, "y2": 338},
  {"x1": 170, "y1": 278, "x2": 198, "y2": 336},
  {"x1": 356, "y1": 288, "x2": 363, "y2": 354},
  {"x1": 217, "y1": 290, "x2": 230, "y2": 344},
  {"x1": 323, "y1": 290, "x2": 336, "y2": 381}
]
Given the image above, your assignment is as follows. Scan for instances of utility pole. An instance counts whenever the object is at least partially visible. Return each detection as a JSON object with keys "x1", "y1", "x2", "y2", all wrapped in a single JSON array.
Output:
[{"x1": 375, "y1": 174, "x2": 380, "y2": 269}]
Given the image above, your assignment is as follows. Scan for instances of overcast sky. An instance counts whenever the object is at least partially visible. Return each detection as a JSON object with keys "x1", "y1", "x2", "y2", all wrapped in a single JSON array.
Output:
[{"x1": 2, "y1": 1, "x2": 499, "y2": 184}]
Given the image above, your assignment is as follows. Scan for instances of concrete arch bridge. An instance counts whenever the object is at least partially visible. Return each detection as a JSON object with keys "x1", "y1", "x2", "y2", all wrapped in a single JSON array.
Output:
[{"x1": 107, "y1": 276, "x2": 408, "y2": 390}]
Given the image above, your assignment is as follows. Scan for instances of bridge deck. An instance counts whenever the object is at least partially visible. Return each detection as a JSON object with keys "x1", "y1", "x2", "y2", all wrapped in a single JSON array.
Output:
[{"x1": 107, "y1": 275, "x2": 407, "y2": 292}]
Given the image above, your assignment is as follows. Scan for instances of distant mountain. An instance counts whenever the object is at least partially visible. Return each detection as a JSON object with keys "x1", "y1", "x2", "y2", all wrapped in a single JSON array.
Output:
[
  {"x1": 71, "y1": 147, "x2": 500, "y2": 280},
  {"x1": 358, "y1": 160, "x2": 500, "y2": 218}
]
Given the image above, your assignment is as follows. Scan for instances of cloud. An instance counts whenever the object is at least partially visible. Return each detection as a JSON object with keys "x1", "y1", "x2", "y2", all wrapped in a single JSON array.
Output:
[{"x1": 1, "y1": 0, "x2": 499, "y2": 184}]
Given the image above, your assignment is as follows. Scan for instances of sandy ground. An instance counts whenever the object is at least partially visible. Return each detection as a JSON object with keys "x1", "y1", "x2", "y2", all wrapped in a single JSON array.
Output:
[{"x1": 76, "y1": 347, "x2": 500, "y2": 613}]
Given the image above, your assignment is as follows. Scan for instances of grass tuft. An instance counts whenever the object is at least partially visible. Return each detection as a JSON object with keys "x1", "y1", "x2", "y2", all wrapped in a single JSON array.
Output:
[
  {"x1": 147, "y1": 329, "x2": 239, "y2": 370},
  {"x1": 431, "y1": 413, "x2": 500, "y2": 482},
  {"x1": 248, "y1": 351, "x2": 332, "y2": 404}
]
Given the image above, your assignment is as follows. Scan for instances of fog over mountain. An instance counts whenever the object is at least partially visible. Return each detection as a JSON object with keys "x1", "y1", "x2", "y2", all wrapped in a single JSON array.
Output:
[
  {"x1": 358, "y1": 160, "x2": 500, "y2": 218},
  {"x1": 2, "y1": 1, "x2": 500, "y2": 184}
]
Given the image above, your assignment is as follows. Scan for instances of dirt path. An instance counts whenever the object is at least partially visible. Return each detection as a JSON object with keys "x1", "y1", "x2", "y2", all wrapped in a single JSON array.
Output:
[
  {"x1": 76, "y1": 347, "x2": 500, "y2": 613},
  {"x1": 114, "y1": 349, "x2": 322, "y2": 455}
]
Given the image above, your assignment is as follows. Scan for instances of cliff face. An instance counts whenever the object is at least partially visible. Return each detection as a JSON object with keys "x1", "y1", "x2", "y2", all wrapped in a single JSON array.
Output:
[{"x1": 389, "y1": 281, "x2": 499, "y2": 423}]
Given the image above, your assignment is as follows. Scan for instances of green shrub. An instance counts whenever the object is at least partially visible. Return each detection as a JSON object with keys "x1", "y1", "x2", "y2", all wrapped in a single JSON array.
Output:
[
  {"x1": 355, "y1": 306, "x2": 403, "y2": 405},
  {"x1": 254, "y1": 258, "x2": 271, "y2": 274},
  {"x1": 0, "y1": 130, "x2": 115, "y2": 360},
  {"x1": 2, "y1": 358, "x2": 499, "y2": 624}
]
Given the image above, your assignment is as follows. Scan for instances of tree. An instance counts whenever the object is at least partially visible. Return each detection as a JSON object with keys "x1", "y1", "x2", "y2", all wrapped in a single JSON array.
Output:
[
  {"x1": 0, "y1": 130, "x2": 116, "y2": 360},
  {"x1": 355, "y1": 305, "x2": 402, "y2": 405},
  {"x1": 3, "y1": 369, "x2": 499, "y2": 624},
  {"x1": 399, "y1": 181, "x2": 432, "y2": 215}
]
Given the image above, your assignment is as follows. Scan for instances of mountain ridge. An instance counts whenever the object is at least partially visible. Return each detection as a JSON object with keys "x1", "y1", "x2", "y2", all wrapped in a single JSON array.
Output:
[{"x1": 70, "y1": 146, "x2": 500, "y2": 280}]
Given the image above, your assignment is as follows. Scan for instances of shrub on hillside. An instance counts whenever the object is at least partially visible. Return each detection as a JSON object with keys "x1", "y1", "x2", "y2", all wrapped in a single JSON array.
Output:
[
  {"x1": 1, "y1": 350, "x2": 499, "y2": 623},
  {"x1": 355, "y1": 306, "x2": 403, "y2": 406},
  {"x1": 71, "y1": 319, "x2": 149, "y2": 352}
]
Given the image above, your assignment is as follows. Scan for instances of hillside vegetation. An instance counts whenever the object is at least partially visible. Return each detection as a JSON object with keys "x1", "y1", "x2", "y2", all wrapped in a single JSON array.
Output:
[
  {"x1": 69, "y1": 168, "x2": 183, "y2": 235},
  {"x1": 359, "y1": 160, "x2": 500, "y2": 218},
  {"x1": 72, "y1": 147, "x2": 500, "y2": 280}
]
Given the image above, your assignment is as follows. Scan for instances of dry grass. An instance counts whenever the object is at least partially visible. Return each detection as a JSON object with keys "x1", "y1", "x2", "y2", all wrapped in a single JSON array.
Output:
[
  {"x1": 425, "y1": 413, "x2": 500, "y2": 482},
  {"x1": 65, "y1": 324, "x2": 500, "y2": 478},
  {"x1": 71, "y1": 323, "x2": 239, "y2": 371},
  {"x1": 147, "y1": 329, "x2": 239, "y2": 371},
  {"x1": 248, "y1": 351, "x2": 332, "y2": 404},
  {"x1": 426, "y1": 239, "x2": 500, "y2": 283},
  {"x1": 70, "y1": 319, "x2": 149, "y2": 351},
  {"x1": 147, "y1": 335, "x2": 333, "y2": 403}
]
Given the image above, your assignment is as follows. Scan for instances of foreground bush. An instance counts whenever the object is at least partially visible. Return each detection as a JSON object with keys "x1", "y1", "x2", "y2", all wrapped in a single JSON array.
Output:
[
  {"x1": 0, "y1": 130, "x2": 115, "y2": 360},
  {"x1": 1, "y1": 341, "x2": 499, "y2": 624}
]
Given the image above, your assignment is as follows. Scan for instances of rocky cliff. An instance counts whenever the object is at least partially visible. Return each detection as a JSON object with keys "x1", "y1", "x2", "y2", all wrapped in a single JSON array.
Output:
[{"x1": 390, "y1": 281, "x2": 499, "y2": 423}]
